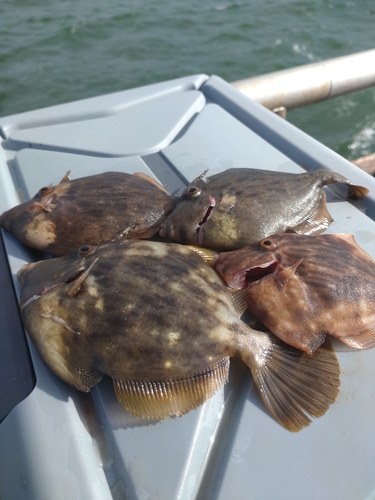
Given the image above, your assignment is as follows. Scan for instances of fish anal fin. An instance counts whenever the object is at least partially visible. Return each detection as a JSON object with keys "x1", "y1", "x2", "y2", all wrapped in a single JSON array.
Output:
[
  {"x1": 250, "y1": 337, "x2": 340, "y2": 432},
  {"x1": 113, "y1": 358, "x2": 230, "y2": 419},
  {"x1": 133, "y1": 172, "x2": 170, "y2": 195},
  {"x1": 336, "y1": 329, "x2": 375, "y2": 350},
  {"x1": 276, "y1": 259, "x2": 303, "y2": 286},
  {"x1": 291, "y1": 192, "x2": 333, "y2": 235}
]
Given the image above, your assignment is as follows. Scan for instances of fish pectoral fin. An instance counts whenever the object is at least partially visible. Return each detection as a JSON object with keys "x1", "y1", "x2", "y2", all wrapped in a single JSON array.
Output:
[
  {"x1": 133, "y1": 172, "x2": 170, "y2": 195},
  {"x1": 113, "y1": 358, "x2": 229, "y2": 419},
  {"x1": 59, "y1": 170, "x2": 71, "y2": 183},
  {"x1": 68, "y1": 257, "x2": 99, "y2": 297},
  {"x1": 249, "y1": 336, "x2": 340, "y2": 432},
  {"x1": 125, "y1": 218, "x2": 164, "y2": 240},
  {"x1": 186, "y1": 245, "x2": 219, "y2": 264},
  {"x1": 335, "y1": 329, "x2": 375, "y2": 350},
  {"x1": 276, "y1": 259, "x2": 303, "y2": 286},
  {"x1": 219, "y1": 189, "x2": 236, "y2": 211},
  {"x1": 290, "y1": 192, "x2": 333, "y2": 235}
]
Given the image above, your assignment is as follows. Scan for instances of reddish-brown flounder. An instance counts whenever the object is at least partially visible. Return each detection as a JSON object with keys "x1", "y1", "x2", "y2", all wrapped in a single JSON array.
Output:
[{"x1": 214, "y1": 233, "x2": 375, "y2": 355}]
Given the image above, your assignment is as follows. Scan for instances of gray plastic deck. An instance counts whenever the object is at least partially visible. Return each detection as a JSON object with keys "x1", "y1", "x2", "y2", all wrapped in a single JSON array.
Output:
[{"x1": 1, "y1": 74, "x2": 375, "y2": 500}]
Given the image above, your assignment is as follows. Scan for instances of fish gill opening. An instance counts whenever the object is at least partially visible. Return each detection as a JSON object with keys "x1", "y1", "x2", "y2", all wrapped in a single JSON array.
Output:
[
  {"x1": 245, "y1": 261, "x2": 278, "y2": 285},
  {"x1": 195, "y1": 203, "x2": 215, "y2": 241}
]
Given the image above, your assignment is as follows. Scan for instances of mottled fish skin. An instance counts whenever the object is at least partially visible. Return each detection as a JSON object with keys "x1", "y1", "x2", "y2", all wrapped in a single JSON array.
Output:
[
  {"x1": 159, "y1": 168, "x2": 368, "y2": 250},
  {"x1": 18, "y1": 239, "x2": 340, "y2": 431},
  {"x1": 214, "y1": 233, "x2": 375, "y2": 354},
  {"x1": 0, "y1": 171, "x2": 177, "y2": 256}
]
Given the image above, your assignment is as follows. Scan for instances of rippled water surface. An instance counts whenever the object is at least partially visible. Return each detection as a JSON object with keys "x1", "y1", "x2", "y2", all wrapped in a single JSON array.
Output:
[{"x1": 1, "y1": 0, "x2": 374, "y2": 159}]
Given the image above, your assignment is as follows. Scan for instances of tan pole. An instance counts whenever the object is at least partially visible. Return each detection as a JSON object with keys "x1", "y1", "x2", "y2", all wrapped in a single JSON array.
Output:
[{"x1": 231, "y1": 48, "x2": 375, "y2": 111}]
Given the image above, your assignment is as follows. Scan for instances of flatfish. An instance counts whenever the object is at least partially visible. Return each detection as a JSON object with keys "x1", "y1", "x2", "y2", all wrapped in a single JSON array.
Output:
[
  {"x1": 0, "y1": 171, "x2": 177, "y2": 256},
  {"x1": 158, "y1": 168, "x2": 368, "y2": 250},
  {"x1": 18, "y1": 239, "x2": 340, "y2": 431},
  {"x1": 214, "y1": 233, "x2": 375, "y2": 354}
]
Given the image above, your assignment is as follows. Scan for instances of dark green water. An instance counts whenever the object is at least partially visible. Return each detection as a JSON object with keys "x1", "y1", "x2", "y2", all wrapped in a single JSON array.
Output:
[{"x1": 1, "y1": 0, "x2": 374, "y2": 160}]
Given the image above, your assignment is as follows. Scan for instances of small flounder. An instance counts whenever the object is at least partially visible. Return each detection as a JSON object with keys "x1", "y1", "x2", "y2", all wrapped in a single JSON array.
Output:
[
  {"x1": 18, "y1": 239, "x2": 339, "y2": 431},
  {"x1": 159, "y1": 168, "x2": 368, "y2": 250},
  {"x1": 214, "y1": 233, "x2": 375, "y2": 355},
  {"x1": 0, "y1": 171, "x2": 177, "y2": 256}
]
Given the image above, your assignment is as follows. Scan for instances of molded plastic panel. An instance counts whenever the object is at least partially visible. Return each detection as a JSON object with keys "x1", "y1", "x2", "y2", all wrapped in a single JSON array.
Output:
[
  {"x1": 0, "y1": 74, "x2": 208, "y2": 138},
  {"x1": 6, "y1": 91, "x2": 206, "y2": 157}
]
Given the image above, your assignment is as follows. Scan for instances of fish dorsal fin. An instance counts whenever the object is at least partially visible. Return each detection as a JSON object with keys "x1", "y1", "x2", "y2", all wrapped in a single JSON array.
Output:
[
  {"x1": 186, "y1": 245, "x2": 218, "y2": 264},
  {"x1": 276, "y1": 259, "x2": 303, "y2": 285},
  {"x1": 291, "y1": 192, "x2": 333, "y2": 235},
  {"x1": 60, "y1": 170, "x2": 71, "y2": 183},
  {"x1": 219, "y1": 189, "x2": 237, "y2": 211},
  {"x1": 68, "y1": 257, "x2": 99, "y2": 297},
  {"x1": 334, "y1": 233, "x2": 356, "y2": 244},
  {"x1": 113, "y1": 357, "x2": 230, "y2": 419},
  {"x1": 190, "y1": 169, "x2": 209, "y2": 186},
  {"x1": 229, "y1": 289, "x2": 248, "y2": 317},
  {"x1": 133, "y1": 172, "x2": 170, "y2": 195},
  {"x1": 335, "y1": 329, "x2": 375, "y2": 350},
  {"x1": 249, "y1": 337, "x2": 340, "y2": 432}
]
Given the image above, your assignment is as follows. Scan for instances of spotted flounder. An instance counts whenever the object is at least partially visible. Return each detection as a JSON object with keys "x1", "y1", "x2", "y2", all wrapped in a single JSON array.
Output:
[
  {"x1": 159, "y1": 168, "x2": 368, "y2": 250},
  {"x1": 214, "y1": 233, "x2": 375, "y2": 355},
  {"x1": 18, "y1": 239, "x2": 339, "y2": 431},
  {"x1": 0, "y1": 171, "x2": 177, "y2": 256}
]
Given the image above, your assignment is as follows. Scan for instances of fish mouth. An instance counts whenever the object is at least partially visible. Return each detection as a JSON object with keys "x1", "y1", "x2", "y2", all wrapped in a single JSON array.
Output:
[
  {"x1": 231, "y1": 259, "x2": 278, "y2": 289},
  {"x1": 195, "y1": 196, "x2": 216, "y2": 245}
]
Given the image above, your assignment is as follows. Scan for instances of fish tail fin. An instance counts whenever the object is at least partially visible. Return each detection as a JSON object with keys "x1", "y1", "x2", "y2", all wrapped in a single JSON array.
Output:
[
  {"x1": 346, "y1": 184, "x2": 369, "y2": 200},
  {"x1": 317, "y1": 169, "x2": 369, "y2": 200},
  {"x1": 247, "y1": 335, "x2": 340, "y2": 432}
]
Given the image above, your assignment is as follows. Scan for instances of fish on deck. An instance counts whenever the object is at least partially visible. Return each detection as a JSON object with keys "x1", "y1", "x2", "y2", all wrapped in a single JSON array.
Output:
[
  {"x1": 0, "y1": 171, "x2": 177, "y2": 256},
  {"x1": 17, "y1": 239, "x2": 339, "y2": 432},
  {"x1": 158, "y1": 168, "x2": 368, "y2": 250},
  {"x1": 213, "y1": 233, "x2": 375, "y2": 355}
]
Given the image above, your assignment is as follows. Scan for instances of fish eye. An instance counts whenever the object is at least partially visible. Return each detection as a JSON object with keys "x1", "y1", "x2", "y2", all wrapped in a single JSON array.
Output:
[
  {"x1": 38, "y1": 186, "x2": 54, "y2": 196},
  {"x1": 261, "y1": 238, "x2": 277, "y2": 250},
  {"x1": 79, "y1": 245, "x2": 95, "y2": 256},
  {"x1": 186, "y1": 186, "x2": 202, "y2": 197}
]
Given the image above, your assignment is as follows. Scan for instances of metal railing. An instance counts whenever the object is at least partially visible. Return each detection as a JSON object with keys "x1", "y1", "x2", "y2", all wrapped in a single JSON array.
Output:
[{"x1": 231, "y1": 48, "x2": 375, "y2": 112}]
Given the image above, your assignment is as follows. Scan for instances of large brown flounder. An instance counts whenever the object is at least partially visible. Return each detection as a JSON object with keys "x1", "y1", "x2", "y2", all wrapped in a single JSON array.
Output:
[
  {"x1": 159, "y1": 168, "x2": 368, "y2": 250},
  {"x1": 18, "y1": 239, "x2": 339, "y2": 431},
  {"x1": 0, "y1": 171, "x2": 177, "y2": 256},
  {"x1": 214, "y1": 233, "x2": 375, "y2": 355}
]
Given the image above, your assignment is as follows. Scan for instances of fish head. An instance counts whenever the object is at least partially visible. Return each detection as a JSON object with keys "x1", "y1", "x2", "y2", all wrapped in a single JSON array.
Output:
[
  {"x1": 159, "y1": 171, "x2": 219, "y2": 245},
  {"x1": 0, "y1": 180, "x2": 71, "y2": 252},
  {"x1": 18, "y1": 243, "x2": 104, "y2": 391},
  {"x1": 213, "y1": 235, "x2": 286, "y2": 289},
  {"x1": 18, "y1": 244, "x2": 94, "y2": 308}
]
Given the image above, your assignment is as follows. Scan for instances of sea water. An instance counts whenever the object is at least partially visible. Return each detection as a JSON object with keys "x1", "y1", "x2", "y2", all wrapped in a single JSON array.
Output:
[{"x1": 0, "y1": 0, "x2": 374, "y2": 160}]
